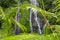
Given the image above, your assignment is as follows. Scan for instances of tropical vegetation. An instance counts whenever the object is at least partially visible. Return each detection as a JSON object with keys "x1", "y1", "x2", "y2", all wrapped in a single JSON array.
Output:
[{"x1": 0, "y1": 0, "x2": 60, "y2": 40}]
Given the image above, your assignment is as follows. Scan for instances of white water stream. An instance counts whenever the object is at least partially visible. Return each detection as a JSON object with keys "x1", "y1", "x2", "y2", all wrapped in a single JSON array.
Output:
[{"x1": 30, "y1": 0, "x2": 42, "y2": 34}]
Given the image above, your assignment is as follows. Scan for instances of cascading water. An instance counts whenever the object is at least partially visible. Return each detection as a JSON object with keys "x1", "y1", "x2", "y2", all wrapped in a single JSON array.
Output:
[
  {"x1": 30, "y1": 9, "x2": 33, "y2": 33},
  {"x1": 30, "y1": 0, "x2": 42, "y2": 34},
  {"x1": 34, "y1": 11, "x2": 42, "y2": 34},
  {"x1": 14, "y1": 0, "x2": 21, "y2": 34},
  {"x1": 30, "y1": 0, "x2": 39, "y2": 6}
]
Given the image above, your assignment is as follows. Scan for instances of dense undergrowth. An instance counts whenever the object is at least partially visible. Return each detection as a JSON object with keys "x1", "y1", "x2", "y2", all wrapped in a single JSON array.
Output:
[
  {"x1": 0, "y1": 0, "x2": 60, "y2": 40},
  {"x1": 1, "y1": 32, "x2": 60, "y2": 40}
]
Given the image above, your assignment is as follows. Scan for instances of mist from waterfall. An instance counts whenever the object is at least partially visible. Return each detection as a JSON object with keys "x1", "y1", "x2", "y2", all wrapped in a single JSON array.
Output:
[
  {"x1": 14, "y1": 0, "x2": 21, "y2": 34},
  {"x1": 30, "y1": 0, "x2": 42, "y2": 34}
]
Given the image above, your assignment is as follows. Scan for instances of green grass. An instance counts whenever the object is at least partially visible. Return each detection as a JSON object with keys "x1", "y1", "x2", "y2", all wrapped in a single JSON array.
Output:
[{"x1": 1, "y1": 33, "x2": 60, "y2": 40}]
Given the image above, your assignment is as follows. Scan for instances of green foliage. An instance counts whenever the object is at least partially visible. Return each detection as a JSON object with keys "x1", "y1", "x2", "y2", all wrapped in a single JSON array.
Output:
[
  {"x1": 21, "y1": 0, "x2": 29, "y2": 3},
  {"x1": 0, "y1": 6, "x2": 27, "y2": 38},
  {"x1": 1, "y1": 33, "x2": 60, "y2": 40},
  {"x1": 0, "y1": 0, "x2": 60, "y2": 39},
  {"x1": 20, "y1": 3, "x2": 57, "y2": 33},
  {"x1": 12, "y1": 18, "x2": 27, "y2": 32},
  {"x1": 52, "y1": 25, "x2": 60, "y2": 32},
  {"x1": 44, "y1": 26, "x2": 52, "y2": 35},
  {"x1": 0, "y1": 0, "x2": 17, "y2": 8}
]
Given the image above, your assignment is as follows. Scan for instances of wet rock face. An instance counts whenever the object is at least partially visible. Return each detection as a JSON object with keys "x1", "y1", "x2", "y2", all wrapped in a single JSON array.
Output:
[
  {"x1": 29, "y1": 0, "x2": 45, "y2": 34},
  {"x1": 32, "y1": 13, "x2": 45, "y2": 33}
]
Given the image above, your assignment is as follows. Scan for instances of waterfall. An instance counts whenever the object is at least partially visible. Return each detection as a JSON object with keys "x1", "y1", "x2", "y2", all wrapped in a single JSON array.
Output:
[
  {"x1": 30, "y1": 8, "x2": 33, "y2": 33},
  {"x1": 14, "y1": 0, "x2": 21, "y2": 34},
  {"x1": 34, "y1": 11, "x2": 42, "y2": 34},
  {"x1": 30, "y1": 0, "x2": 42, "y2": 34},
  {"x1": 29, "y1": 0, "x2": 39, "y2": 6}
]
